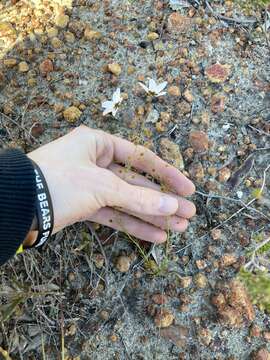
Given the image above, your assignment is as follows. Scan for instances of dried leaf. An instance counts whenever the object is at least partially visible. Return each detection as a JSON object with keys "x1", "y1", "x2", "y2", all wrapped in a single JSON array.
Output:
[{"x1": 227, "y1": 155, "x2": 254, "y2": 190}]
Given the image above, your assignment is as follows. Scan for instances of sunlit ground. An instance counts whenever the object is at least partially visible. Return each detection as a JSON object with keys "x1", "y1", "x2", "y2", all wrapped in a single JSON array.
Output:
[{"x1": 0, "y1": 0, "x2": 72, "y2": 59}]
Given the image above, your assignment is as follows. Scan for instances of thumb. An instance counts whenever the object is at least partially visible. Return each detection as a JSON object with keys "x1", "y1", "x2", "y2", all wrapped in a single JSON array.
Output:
[{"x1": 101, "y1": 170, "x2": 178, "y2": 216}]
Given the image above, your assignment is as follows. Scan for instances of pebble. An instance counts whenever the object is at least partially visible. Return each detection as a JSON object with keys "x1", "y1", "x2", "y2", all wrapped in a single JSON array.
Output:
[
  {"x1": 183, "y1": 89, "x2": 193, "y2": 103},
  {"x1": 152, "y1": 293, "x2": 168, "y2": 305},
  {"x1": 55, "y1": 14, "x2": 69, "y2": 28},
  {"x1": 188, "y1": 162, "x2": 204, "y2": 181},
  {"x1": 193, "y1": 273, "x2": 208, "y2": 288},
  {"x1": 249, "y1": 324, "x2": 261, "y2": 337},
  {"x1": 99, "y1": 310, "x2": 110, "y2": 321},
  {"x1": 65, "y1": 31, "x2": 76, "y2": 43},
  {"x1": 219, "y1": 254, "x2": 237, "y2": 267},
  {"x1": 179, "y1": 276, "x2": 192, "y2": 288},
  {"x1": 154, "y1": 309, "x2": 174, "y2": 328},
  {"x1": 219, "y1": 306, "x2": 241, "y2": 327},
  {"x1": 218, "y1": 167, "x2": 231, "y2": 182},
  {"x1": 211, "y1": 94, "x2": 225, "y2": 113},
  {"x1": 147, "y1": 32, "x2": 159, "y2": 41},
  {"x1": 198, "y1": 328, "x2": 212, "y2": 346},
  {"x1": 160, "y1": 325, "x2": 188, "y2": 347},
  {"x1": 51, "y1": 37, "x2": 63, "y2": 49},
  {"x1": 93, "y1": 253, "x2": 104, "y2": 269},
  {"x1": 47, "y1": 27, "x2": 58, "y2": 38},
  {"x1": 84, "y1": 27, "x2": 102, "y2": 40},
  {"x1": 251, "y1": 348, "x2": 270, "y2": 360},
  {"x1": 107, "y1": 63, "x2": 122, "y2": 76},
  {"x1": 189, "y1": 131, "x2": 209, "y2": 153},
  {"x1": 115, "y1": 255, "x2": 131, "y2": 273},
  {"x1": 18, "y1": 61, "x2": 29, "y2": 72},
  {"x1": 168, "y1": 85, "x2": 181, "y2": 97},
  {"x1": 160, "y1": 138, "x2": 184, "y2": 170},
  {"x1": 228, "y1": 280, "x2": 255, "y2": 321},
  {"x1": 211, "y1": 228, "x2": 222, "y2": 241},
  {"x1": 167, "y1": 12, "x2": 192, "y2": 33},
  {"x1": 3, "y1": 58, "x2": 17, "y2": 68},
  {"x1": 39, "y1": 59, "x2": 54, "y2": 76},
  {"x1": 63, "y1": 106, "x2": 82, "y2": 123},
  {"x1": 205, "y1": 63, "x2": 231, "y2": 83},
  {"x1": 146, "y1": 109, "x2": 159, "y2": 123}
]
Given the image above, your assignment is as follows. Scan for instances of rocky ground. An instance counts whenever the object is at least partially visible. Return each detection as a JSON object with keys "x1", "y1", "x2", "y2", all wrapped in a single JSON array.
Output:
[{"x1": 0, "y1": 0, "x2": 270, "y2": 359}]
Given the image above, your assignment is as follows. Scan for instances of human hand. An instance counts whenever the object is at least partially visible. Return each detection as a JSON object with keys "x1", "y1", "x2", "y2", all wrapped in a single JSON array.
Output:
[{"x1": 27, "y1": 125, "x2": 196, "y2": 244}]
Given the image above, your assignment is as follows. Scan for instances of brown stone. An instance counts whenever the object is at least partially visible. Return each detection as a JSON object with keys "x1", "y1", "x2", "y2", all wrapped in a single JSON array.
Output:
[
  {"x1": 160, "y1": 138, "x2": 184, "y2": 170},
  {"x1": 84, "y1": 27, "x2": 102, "y2": 40},
  {"x1": 168, "y1": 85, "x2": 181, "y2": 96},
  {"x1": 218, "y1": 167, "x2": 231, "y2": 182},
  {"x1": 39, "y1": 59, "x2": 54, "y2": 76},
  {"x1": 160, "y1": 325, "x2": 188, "y2": 348},
  {"x1": 167, "y1": 12, "x2": 192, "y2": 33},
  {"x1": 63, "y1": 106, "x2": 82, "y2": 123},
  {"x1": 211, "y1": 94, "x2": 225, "y2": 113},
  {"x1": 211, "y1": 228, "x2": 222, "y2": 241},
  {"x1": 249, "y1": 324, "x2": 261, "y2": 337},
  {"x1": 211, "y1": 293, "x2": 226, "y2": 309},
  {"x1": 219, "y1": 254, "x2": 237, "y2": 267},
  {"x1": 252, "y1": 348, "x2": 270, "y2": 360},
  {"x1": 154, "y1": 309, "x2": 174, "y2": 328},
  {"x1": 219, "y1": 306, "x2": 242, "y2": 327},
  {"x1": 188, "y1": 162, "x2": 204, "y2": 181},
  {"x1": 205, "y1": 63, "x2": 231, "y2": 83},
  {"x1": 228, "y1": 280, "x2": 255, "y2": 321},
  {"x1": 115, "y1": 255, "x2": 131, "y2": 273},
  {"x1": 152, "y1": 293, "x2": 168, "y2": 305},
  {"x1": 189, "y1": 131, "x2": 209, "y2": 153},
  {"x1": 193, "y1": 273, "x2": 208, "y2": 288}
]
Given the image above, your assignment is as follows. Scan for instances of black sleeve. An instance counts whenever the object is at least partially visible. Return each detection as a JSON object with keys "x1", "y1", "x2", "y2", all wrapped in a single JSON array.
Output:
[{"x1": 0, "y1": 148, "x2": 36, "y2": 266}]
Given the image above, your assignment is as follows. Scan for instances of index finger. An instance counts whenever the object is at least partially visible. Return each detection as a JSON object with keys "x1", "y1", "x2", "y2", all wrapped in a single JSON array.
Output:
[{"x1": 110, "y1": 134, "x2": 195, "y2": 196}]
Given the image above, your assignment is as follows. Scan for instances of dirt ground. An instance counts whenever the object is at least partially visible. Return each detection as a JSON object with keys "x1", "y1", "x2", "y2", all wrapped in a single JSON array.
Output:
[{"x1": 0, "y1": 0, "x2": 270, "y2": 359}]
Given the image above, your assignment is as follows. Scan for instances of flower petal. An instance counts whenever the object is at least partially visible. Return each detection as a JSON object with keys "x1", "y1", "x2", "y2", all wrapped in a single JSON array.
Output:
[
  {"x1": 149, "y1": 79, "x2": 158, "y2": 92},
  {"x1": 112, "y1": 88, "x2": 121, "y2": 103},
  {"x1": 103, "y1": 108, "x2": 112, "y2": 116},
  {"x1": 112, "y1": 107, "x2": 118, "y2": 117},
  {"x1": 139, "y1": 82, "x2": 149, "y2": 93},
  {"x1": 102, "y1": 100, "x2": 114, "y2": 109},
  {"x1": 156, "y1": 81, "x2": 168, "y2": 93},
  {"x1": 156, "y1": 91, "x2": 167, "y2": 97}
]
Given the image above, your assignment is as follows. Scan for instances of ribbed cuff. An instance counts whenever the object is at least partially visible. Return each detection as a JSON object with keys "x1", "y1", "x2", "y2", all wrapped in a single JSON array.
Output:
[{"x1": 0, "y1": 149, "x2": 36, "y2": 266}]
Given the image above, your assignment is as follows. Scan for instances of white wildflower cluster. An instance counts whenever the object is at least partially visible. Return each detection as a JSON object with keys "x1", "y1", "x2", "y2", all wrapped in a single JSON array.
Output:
[{"x1": 102, "y1": 79, "x2": 168, "y2": 118}]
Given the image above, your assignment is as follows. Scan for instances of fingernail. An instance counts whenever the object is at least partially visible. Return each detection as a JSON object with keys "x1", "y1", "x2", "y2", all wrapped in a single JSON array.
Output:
[{"x1": 159, "y1": 196, "x2": 178, "y2": 215}]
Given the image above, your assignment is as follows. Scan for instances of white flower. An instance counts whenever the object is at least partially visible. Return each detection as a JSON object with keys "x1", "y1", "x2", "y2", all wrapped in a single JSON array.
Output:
[
  {"x1": 139, "y1": 79, "x2": 167, "y2": 97},
  {"x1": 102, "y1": 88, "x2": 123, "y2": 117}
]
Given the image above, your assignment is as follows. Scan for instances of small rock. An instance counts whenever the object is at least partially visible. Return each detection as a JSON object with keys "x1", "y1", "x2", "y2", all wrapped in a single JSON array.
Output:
[
  {"x1": 51, "y1": 37, "x2": 63, "y2": 49},
  {"x1": 193, "y1": 273, "x2": 208, "y2": 288},
  {"x1": 152, "y1": 293, "x2": 168, "y2": 305},
  {"x1": 168, "y1": 85, "x2": 181, "y2": 97},
  {"x1": 205, "y1": 63, "x2": 231, "y2": 83},
  {"x1": 99, "y1": 310, "x2": 110, "y2": 321},
  {"x1": 154, "y1": 309, "x2": 174, "y2": 328},
  {"x1": 65, "y1": 31, "x2": 76, "y2": 43},
  {"x1": 228, "y1": 280, "x2": 255, "y2": 321},
  {"x1": 179, "y1": 276, "x2": 192, "y2": 288},
  {"x1": 84, "y1": 27, "x2": 102, "y2": 40},
  {"x1": 55, "y1": 14, "x2": 69, "y2": 28},
  {"x1": 211, "y1": 94, "x2": 225, "y2": 113},
  {"x1": 189, "y1": 131, "x2": 209, "y2": 153},
  {"x1": 198, "y1": 328, "x2": 212, "y2": 346},
  {"x1": 115, "y1": 255, "x2": 131, "y2": 273},
  {"x1": 219, "y1": 254, "x2": 237, "y2": 267},
  {"x1": 183, "y1": 89, "x2": 193, "y2": 103},
  {"x1": 195, "y1": 259, "x2": 207, "y2": 270},
  {"x1": 211, "y1": 228, "x2": 222, "y2": 241},
  {"x1": 47, "y1": 27, "x2": 58, "y2": 38},
  {"x1": 263, "y1": 332, "x2": 270, "y2": 341},
  {"x1": 252, "y1": 348, "x2": 270, "y2": 360},
  {"x1": 3, "y1": 58, "x2": 17, "y2": 68},
  {"x1": 167, "y1": 12, "x2": 192, "y2": 33},
  {"x1": 219, "y1": 306, "x2": 241, "y2": 327},
  {"x1": 218, "y1": 167, "x2": 231, "y2": 182},
  {"x1": 211, "y1": 293, "x2": 226, "y2": 309},
  {"x1": 107, "y1": 63, "x2": 122, "y2": 76},
  {"x1": 93, "y1": 253, "x2": 104, "y2": 269},
  {"x1": 63, "y1": 106, "x2": 82, "y2": 123},
  {"x1": 160, "y1": 138, "x2": 184, "y2": 170},
  {"x1": 160, "y1": 325, "x2": 188, "y2": 347},
  {"x1": 18, "y1": 61, "x2": 29, "y2": 72},
  {"x1": 31, "y1": 123, "x2": 44, "y2": 138},
  {"x1": 249, "y1": 324, "x2": 261, "y2": 337},
  {"x1": 188, "y1": 162, "x2": 204, "y2": 181},
  {"x1": 0, "y1": 71, "x2": 5, "y2": 86},
  {"x1": 39, "y1": 59, "x2": 54, "y2": 76},
  {"x1": 146, "y1": 109, "x2": 159, "y2": 123},
  {"x1": 147, "y1": 32, "x2": 159, "y2": 41},
  {"x1": 66, "y1": 324, "x2": 77, "y2": 336}
]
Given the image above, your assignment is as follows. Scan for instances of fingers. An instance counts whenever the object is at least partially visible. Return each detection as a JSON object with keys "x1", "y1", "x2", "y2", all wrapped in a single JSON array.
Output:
[
  {"x1": 109, "y1": 164, "x2": 196, "y2": 219},
  {"x1": 109, "y1": 134, "x2": 195, "y2": 196},
  {"x1": 89, "y1": 207, "x2": 167, "y2": 243},
  {"x1": 100, "y1": 169, "x2": 179, "y2": 216}
]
